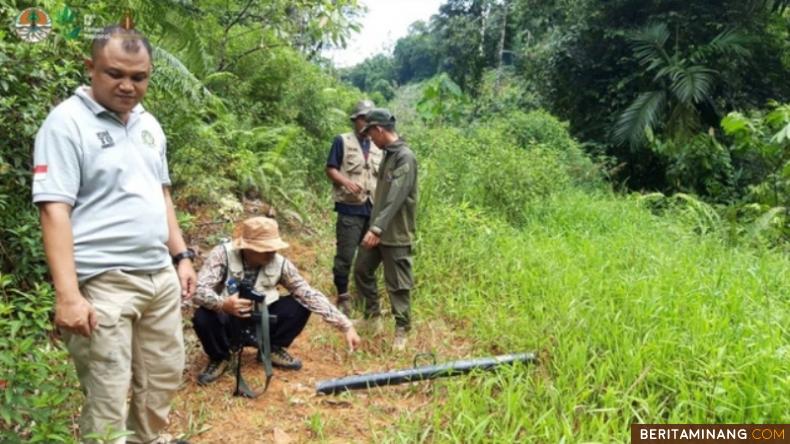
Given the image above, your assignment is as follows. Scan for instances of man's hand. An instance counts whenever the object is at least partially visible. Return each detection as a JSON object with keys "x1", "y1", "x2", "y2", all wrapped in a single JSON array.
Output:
[
  {"x1": 361, "y1": 230, "x2": 380, "y2": 249},
  {"x1": 55, "y1": 294, "x2": 97, "y2": 337},
  {"x1": 39, "y1": 202, "x2": 94, "y2": 336},
  {"x1": 176, "y1": 260, "x2": 196, "y2": 300},
  {"x1": 344, "y1": 179, "x2": 363, "y2": 194},
  {"x1": 344, "y1": 326, "x2": 361, "y2": 352},
  {"x1": 222, "y1": 295, "x2": 253, "y2": 318}
]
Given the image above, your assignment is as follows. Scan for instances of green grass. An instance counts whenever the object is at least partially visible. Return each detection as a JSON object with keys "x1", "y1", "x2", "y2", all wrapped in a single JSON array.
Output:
[{"x1": 390, "y1": 189, "x2": 789, "y2": 443}]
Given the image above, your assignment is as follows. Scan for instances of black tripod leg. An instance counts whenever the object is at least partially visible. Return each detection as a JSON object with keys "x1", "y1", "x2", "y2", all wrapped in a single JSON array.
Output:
[{"x1": 233, "y1": 347, "x2": 257, "y2": 398}]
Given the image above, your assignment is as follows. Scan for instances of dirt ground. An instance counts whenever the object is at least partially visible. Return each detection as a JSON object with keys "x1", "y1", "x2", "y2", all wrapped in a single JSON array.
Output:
[
  {"x1": 164, "y1": 204, "x2": 475, "y2": 443},
  {"x1": 168, "y1": 316, "x2": 472, "y2": 443}
]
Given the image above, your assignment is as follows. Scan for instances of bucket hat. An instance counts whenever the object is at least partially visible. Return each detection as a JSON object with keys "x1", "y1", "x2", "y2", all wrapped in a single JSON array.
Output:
[{"x1": 232, "y1": 217, "x2": 289, "y2": 252}]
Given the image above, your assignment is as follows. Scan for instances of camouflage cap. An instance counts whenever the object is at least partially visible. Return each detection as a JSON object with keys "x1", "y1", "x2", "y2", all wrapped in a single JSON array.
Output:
[
  {"x1": 349, "y1": 99, "x2": 375, "y2": 120},
  {"x1": 361, "y1": 108, "x2": 396, "y2": 134}
]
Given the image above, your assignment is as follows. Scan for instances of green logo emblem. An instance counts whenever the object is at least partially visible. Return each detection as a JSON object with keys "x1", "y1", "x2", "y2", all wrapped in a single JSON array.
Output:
[
  {"x1": 15, "y1": 7, "x2": 52, "y2": 43},
  {"x1": 142, "y1": 130, "x2": 155, "y2": 147}
]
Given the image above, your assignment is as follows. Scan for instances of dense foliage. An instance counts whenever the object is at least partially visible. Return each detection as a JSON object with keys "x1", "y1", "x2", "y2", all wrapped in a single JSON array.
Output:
[
  {"x1": 1, "y1": 0, "x2": 788, "y2": 442},
  {"x1": 382, "y1": 84, "x2": 789, "y2": 441},
  {"x1": 0, "y1": 0, "x2": 365, "y2": 441},
  {"x1": 342, "y1": 0, "x2": 790, "y2": 230}
]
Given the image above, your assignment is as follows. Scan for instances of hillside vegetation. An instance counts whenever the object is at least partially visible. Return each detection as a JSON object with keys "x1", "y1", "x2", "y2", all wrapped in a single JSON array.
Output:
[{"x1": 1, "y1": 0, "x2": 788, "y2": 442}]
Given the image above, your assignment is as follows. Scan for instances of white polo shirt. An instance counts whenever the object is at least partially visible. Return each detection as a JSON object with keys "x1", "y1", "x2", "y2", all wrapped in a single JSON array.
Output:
[{"x1": 32, "y1": 86, "x2": 172, "y2": 282}]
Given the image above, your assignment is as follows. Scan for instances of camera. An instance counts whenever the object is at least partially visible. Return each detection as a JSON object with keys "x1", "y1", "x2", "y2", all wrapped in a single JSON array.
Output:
[
  {"x1": 227, "y1": 278, "x2": 266, "y2": 348},
  {"x1": 225, "y1": 278, "x2": 277, "y2": 397}
]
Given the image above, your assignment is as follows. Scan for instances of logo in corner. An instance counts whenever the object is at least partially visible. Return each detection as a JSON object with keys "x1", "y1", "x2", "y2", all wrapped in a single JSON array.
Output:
[{"x1": 14, "y1": 7, "x2": 52, "y2": 43}]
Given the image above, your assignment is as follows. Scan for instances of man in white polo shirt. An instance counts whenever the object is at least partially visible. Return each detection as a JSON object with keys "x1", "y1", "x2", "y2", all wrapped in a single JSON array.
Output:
[{"x1": 32, "y1": 25, "x2": 195, "y2": 444}]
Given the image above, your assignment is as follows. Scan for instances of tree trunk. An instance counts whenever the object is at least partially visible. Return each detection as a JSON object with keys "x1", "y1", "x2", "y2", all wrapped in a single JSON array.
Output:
[
  {"x1": 495, "y1": 0, "x2": 509, "y2": 91},
  {"x1": 478, "y1": 1, "x2": 490, "y2": 59}
]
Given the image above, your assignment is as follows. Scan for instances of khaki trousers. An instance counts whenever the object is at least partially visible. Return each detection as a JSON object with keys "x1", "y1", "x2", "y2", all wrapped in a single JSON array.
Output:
[{"x1": 64, "y1": 267, "x2": 184, "y2": 444}]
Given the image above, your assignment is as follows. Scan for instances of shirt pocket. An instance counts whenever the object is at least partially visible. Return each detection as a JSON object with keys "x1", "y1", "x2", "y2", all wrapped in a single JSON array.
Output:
[
  {"x1": 344, "y1": 151, "x2": 364, "y2": 173},
  {"x1": 392, "y1": 162, "x2": 411, "y2": 178}
]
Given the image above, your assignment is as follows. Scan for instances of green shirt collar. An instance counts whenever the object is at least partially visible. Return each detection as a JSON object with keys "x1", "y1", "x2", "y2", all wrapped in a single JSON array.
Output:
[{"x1": 384, "y1": 138, "x2": 406, "y2": 151}]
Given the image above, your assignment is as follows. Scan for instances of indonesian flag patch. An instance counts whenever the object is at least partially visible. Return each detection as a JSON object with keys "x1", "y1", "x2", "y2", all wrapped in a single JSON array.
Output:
[{"x1": 33, "y1": 164, "x2": 48, "y2": 181}]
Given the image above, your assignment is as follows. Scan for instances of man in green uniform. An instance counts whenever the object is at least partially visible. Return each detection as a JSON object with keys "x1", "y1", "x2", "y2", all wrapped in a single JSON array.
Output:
[{"x1": 354, "y1": 109, "x2": 418, "y2": 351}]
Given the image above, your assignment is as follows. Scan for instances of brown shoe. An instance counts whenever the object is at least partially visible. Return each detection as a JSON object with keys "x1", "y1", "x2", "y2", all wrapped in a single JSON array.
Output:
[
  {"x1": 151, "y1": 434, "x2": 191, "y2": 444},
  {"x1": 354, "y1": 316, "x2": 383, "y2": 335},
  {"x1": 197, "y1": 358, "x2": 231, "y2": 385},
  {"x1": 336, "y1": 293, "x2": 352, "y2": 317},
  {"x1": 271, "y1": 347, "x2": 302, "y2": 370},
  {"x1": 393, "y1": 327, "x2": 408, "y2": 352}
]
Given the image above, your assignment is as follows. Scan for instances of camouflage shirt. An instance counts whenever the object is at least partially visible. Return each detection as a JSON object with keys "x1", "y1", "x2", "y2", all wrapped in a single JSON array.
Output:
[{"x1": 194, "y1": 245, "x2": 352, "y2": 332}]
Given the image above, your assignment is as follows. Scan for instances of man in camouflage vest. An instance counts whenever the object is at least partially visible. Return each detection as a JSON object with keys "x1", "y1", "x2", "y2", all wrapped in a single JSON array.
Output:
[
  {"x1": 192, "y1": 217, "x2": 360, "y2": 385},
  {"x1": 325, "y1": 100, "x2": 383, "y2": 315}
]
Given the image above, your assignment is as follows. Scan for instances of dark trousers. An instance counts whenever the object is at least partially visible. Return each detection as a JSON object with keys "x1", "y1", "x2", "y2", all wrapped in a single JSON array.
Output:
[
  {"x1": 333, "y1": 213, "x2": 370, "y2": 294},
  {"x1": 354, "y1": 245, "x2": 413, "y2": 330},
  {"x1": 193, "y1": 296, "x2": 310, "y2": 362}
]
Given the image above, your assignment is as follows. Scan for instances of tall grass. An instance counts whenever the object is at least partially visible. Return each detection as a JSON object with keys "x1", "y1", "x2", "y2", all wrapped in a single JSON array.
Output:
[{"x1": 386, "y1": 114, "x2": 790, "y2": 442}]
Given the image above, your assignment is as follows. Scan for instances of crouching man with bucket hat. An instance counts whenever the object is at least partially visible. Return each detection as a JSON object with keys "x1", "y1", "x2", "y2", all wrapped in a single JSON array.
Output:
[{"x1": 192, "y1": 217, "x2": 361, "y2": 385}]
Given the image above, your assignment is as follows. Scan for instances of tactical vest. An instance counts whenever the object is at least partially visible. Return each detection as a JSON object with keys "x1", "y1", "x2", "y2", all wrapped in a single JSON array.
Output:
[
  {"x1": 332, "y1": 132, "x2": 382, "y2": 205},
  {"x1": 220, "y1": 242, "x2": 285, "y2": 306}
]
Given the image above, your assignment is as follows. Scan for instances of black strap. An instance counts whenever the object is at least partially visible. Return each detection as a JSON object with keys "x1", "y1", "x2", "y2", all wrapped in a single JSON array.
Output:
[
  {"x1": 258, "y1": 301, "x2": 273, "y2": 391},
  {"x1": 233, "y1": 308, "x2": 274, "y2": 398},
  {"x1": 230, "y1": 253, "x2": 284, "y2": 398},
  {"x1": 234, "y1": 347, "x2": 255, "y2": 398}
]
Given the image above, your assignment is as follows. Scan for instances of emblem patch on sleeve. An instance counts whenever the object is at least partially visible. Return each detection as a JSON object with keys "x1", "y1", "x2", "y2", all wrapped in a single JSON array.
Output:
[{"x1": 142, "y1": 129, "x2": 155, "y2": 147}]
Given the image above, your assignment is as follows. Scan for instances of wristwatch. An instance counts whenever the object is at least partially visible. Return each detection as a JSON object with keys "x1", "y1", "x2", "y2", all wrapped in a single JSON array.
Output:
[{"x1": 172, "y1": 249, "x2": 196, "y2": 265}]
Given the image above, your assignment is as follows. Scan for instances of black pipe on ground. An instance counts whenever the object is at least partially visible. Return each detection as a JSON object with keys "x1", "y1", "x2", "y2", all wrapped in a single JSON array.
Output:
[{"x1": 316, "y1": 352, "x2": 537, "y2": 395}]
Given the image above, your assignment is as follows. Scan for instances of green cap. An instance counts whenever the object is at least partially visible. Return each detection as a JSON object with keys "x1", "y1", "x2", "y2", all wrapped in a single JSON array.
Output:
[
  {"x1": 350, "y1": 99, "x2": 375, "y2": 120},
  {"x1": 361, "y1": 108, "x2": 396, "y2": 134}
]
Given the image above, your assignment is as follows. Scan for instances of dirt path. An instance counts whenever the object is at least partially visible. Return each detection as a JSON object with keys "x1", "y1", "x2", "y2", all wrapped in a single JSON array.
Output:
[
  {"x1": 169, "y1": 318, "x2": 471, "y2": 443},
  {"x1": 164, "y1": 207, "x2": 474, "y2": 443}
]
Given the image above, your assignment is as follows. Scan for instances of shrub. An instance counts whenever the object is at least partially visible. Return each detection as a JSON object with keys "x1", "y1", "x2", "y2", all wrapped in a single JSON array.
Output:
[
  {"x1": 0, "y1": 276, "x2": 80, "y2": 443},
  {"x1": 482, "y1": 110, "x2": 601, "y2": 187},
  {"x1": 415, "y1": 109, "x2": 600, "y2": 226}
]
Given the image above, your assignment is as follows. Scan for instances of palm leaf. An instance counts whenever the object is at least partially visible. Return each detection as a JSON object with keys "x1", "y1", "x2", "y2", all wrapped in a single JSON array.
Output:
[
  {"x1": 691, "y1": 29, "x2": 750, "y2": 62},
  {"x1": 630, "y1": 23, "x2": 670, "y2": 70},
  {"x1": 614, "y1": 90, "x2": 666, "y2": 147},
  {"x1": 132, "y1": 0, "x2": 211, "y2": 78},
  {"x1": 160, "y1": 19, "x2": 213, "y2": 79},
  {"x1": 669, "y1": 65, "x2": 715, "y2": 104}
]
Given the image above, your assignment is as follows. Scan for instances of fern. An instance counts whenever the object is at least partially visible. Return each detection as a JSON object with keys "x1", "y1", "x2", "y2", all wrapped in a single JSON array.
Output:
[
  {"x1": 749, "y1": 206, "x2": 787, "y2": 238},
  {"x1": 152, "y1": 46, "x2": 211, "y2": 103},
  {"x1": 673, "y1": 192, "x2": 722, "y2": 234}
]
